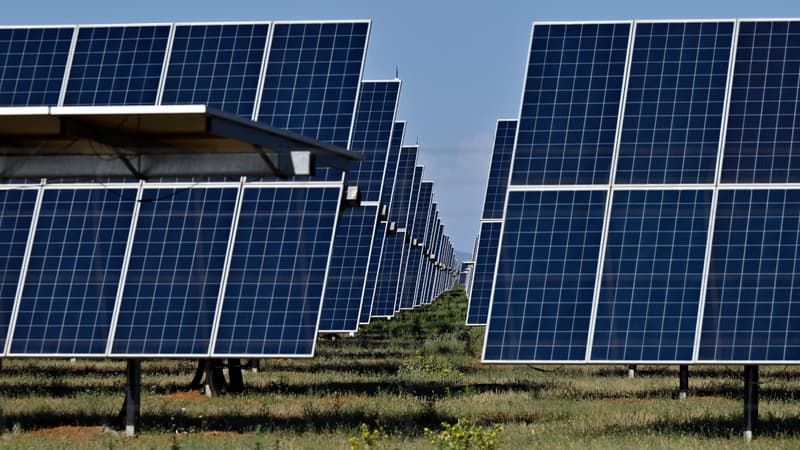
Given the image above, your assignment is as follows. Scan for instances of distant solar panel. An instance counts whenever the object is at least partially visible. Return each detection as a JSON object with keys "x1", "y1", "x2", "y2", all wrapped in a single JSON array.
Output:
[
  {"x1": 0, "y1": 27, "x2": 74, "y2": 106},
  {"x1": 162, "y1": 23, "x2": 269, "y2": 118},
  {"x1": 10, "y1": 187, "x2": 136, "y2": 355},
  {"x1": 397, "y1": 166, "x2": 423, "y2": 311},
  {"x1": 371, "y1": 230, "x2": 405, "y2": 318},
  {"x1": 64, "y1": 25, "x2": 171, "y2": 106},
  {"x1": 466, "y1": 221, "x2": 501, "y2": 325}
]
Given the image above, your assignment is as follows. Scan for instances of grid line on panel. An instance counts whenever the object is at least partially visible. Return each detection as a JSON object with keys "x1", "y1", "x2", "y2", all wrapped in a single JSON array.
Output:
[
  {"x1": 512, "y1": 22, "x2": 631, "y2": 186},
  {"x1": 591, "y1": 189, "x2": 712, "y2": 362},
  {"x1": 214, "y1": 186, "x2": 340, "y2": 356},
  {"x1": 700, "y1": 189, "x2": 800, "y2": 361},
  {"x1": 0, "y1": 189, "x2": 39, "y2": 352},
  {"x1": 110, "y1": 187, "x2": 237, "y2": 356},
  {"x1": 0, "y1": 27, "x2": 74, "y2": 106},
  {"x1": 153, "y1": 24, "x2": 176, "y2": 106},
  {"x1": 722, "y1": 20, "x2": 800, "y2": 183},
  {"x1": 161, "y1": 23, "x2": 270, "y2": 118},
  {"x1": 63, "y1": 25, "x2": 171, "y2": 105},
  {"x1": 483, "y1": 120, "x2": 518, "y2": 219},
  {"x1": 484, "y1": 190, "x2": 606, "y2": 362},
  {"x1": 10, "y1": 188, "x2": 136, "y2": 355},
  {"x1": 466, "y1": 221, "x2": 502, "y2": 326},
  {"x1": 616, "y1": 21, "x2": 734, "y2": 184}
]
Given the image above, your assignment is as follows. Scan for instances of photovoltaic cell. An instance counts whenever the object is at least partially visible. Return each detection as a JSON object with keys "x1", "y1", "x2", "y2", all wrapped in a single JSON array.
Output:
[
  {"x1": 511, "y1": 23, "x2": 630, "y2": 186},
  {"x1": 616, "y1": 22, "x2": 733, "y2": 184},
  {"x1": 0, "y1": 189, "x2": 38, "y2": 350},
  {"x1": 319, "y1": 205, "x2": 378, "y2": 332},
  {"x1": 214, "y1": 186, "x2": 339, "y2": 356},
  {"x1": 388, "y1": 147, "x2": 418, "y2": 226},
  {"x1": 161, "y1": 23, "x2": 269, "y2": 118},
  {"x1": 591, "y1": 189, "x2": 712, "y2": 361},
  {"x1": 466, "y1": 221, "x2": 502, "y2": 326},
  {"x1": 484, "y1": 190, "x2": 605, "y2": 361},
  {"x1": 380, "y1": 122, "x2": 405, "y2": 208},
  {"x1": 483, "y1": 121, "x2": 517, "y2": 219},
  {"x1": 111, "y1": 187, "x2": 237, "y2": 355},
  {"x1": 0, "y1": 27, "x2": 74, "y2": 106},
  {"x1": 360, "y1": 220, "x2": 386, "y2": 324},
  {"x1": 722, "y1": 21, "x2": 800, "y2": 183},
  {"x1": 63, "y1": 25, "x2": 170, "y2": 106},
  {"x1": 10, "y1": 189, "x2": 135, "y2": 355},
  {"x1": 700, "y1": 189, "x2": 800, "y2": 361}
]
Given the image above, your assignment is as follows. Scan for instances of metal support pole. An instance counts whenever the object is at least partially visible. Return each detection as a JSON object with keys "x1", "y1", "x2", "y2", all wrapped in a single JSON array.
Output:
[
  {"x1": 124, "y1": 359, "x2": 141, "y2": 437},
  {"x1": 627, "y1": 365, "x2": 636, "y2": 379},
  {"x1": 228, "y1": 359, "x2": 244, "y2": 393},
  {"x1": 743, "y1": 364, "x2": 759, "y2": 441},
  {"x1": 679, "y1": 365, "x2": 689, "y2": 400}
]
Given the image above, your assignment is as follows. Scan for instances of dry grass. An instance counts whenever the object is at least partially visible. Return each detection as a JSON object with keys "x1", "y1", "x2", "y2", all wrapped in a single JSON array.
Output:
[{"x1": 1, "y1": 290, "x2": 800, "y2": 449}]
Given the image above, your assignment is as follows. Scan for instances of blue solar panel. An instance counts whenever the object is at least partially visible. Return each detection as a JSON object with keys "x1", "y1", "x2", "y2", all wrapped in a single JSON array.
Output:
[
  {"x1": 484, "y1": 190, "x2": 605, "y2": 361},
  {"x1": 388, "y1": 146, "x2": 418, "y2": 226},
  {"x1": 407, "y1": 181, "x2": 433, "y2": 308},
  {"x1": 371, "y1": 230, "x2": 405, "y2": 318},
  {"x1": 483, "y1": 120, "x2": 517, "y2": 219},
  {"x1": 214, "y1": 186, "x2": 339, "y2": 356},
  {"x1": 161, "y1": 23, "x2": 269, "y2": 118},
  {"x1": 700, "y1": 189, "x2": 800, "y2": 361},
  {"x1": 10, "y1": 188, "x2": 136, "y2": 355},
  {"x1": 722, "y1": 21, "x2": 800, "y2": 183},
  {"x1": 380, "y1": 122, "x2": 406, "y2": 209},
  {"x1": 397, "y1": 166, "x2": 423, "y2": 311},
  {"x1": 111, "y1": 187, "x2": 237, "y2": 356},
  {"x1": 0, "y1": 27, "x2": 74, "y2": 106},
  {"x1": 591, "y1": 189, "x2": 712, "y2": 361},
  {"x1": 616, "y1": 22, "x2": 733, "y2": 184},
  {"x1": 360, "y1": 220, "x2": 386, "y2": 324},
  {"x1": 467, "y1": 221, "x2": 502, "y2": 326},
  {"x1": 345, "y1": 81, "x2": 401, "y2": 201},
  {"x1": 63, "y1": 25, "x2": 170, "y2": 106},
  {"x1": 257, "y1": 22, "x2": 369, "y2": 148},
  {"x1": 511, "y1": 23, "x2": 630, "y2": 186},
  {"x1": 319, "y1": 205, "x2": 378, "y2": 332},
  {"x1": 0, "y1": 189, "x2": 38, "y2": 351}
]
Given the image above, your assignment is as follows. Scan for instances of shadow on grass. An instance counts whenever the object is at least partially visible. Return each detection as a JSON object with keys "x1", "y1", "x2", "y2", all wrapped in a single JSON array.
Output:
[
  {"x1": 242, "y1": 379, "x2": 552, "y2": 398},
  {"x1": 600, "y1": 413, "x2": 800, "y2": 440}
]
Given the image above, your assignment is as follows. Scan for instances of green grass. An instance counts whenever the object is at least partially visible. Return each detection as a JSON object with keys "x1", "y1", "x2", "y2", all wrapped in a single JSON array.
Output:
[{"x1": 2, "y1": 289, "x2": 800, "y2": 449}]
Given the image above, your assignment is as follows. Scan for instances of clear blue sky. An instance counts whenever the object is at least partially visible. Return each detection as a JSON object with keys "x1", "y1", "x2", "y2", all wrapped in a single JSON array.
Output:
[{"x1": 4, "y1": 0, "x2": 798, "y2": 254}]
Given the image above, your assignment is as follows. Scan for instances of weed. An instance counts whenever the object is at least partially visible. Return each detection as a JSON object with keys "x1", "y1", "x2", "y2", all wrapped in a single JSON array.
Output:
[{"x1": 424, "y1": 418, "x2": 502, "y2": 450}]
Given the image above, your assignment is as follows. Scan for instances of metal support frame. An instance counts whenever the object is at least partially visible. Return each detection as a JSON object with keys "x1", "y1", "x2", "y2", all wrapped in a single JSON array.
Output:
[
  {"x1": 744, "y1": 364, "x2": 759, "y2": 441},
  {"x1": 123, "y1": 359, "x2": 141, "y2": 437},
  {"x1": 679, "y1": 365, "x2": 689, "y2": 400}
]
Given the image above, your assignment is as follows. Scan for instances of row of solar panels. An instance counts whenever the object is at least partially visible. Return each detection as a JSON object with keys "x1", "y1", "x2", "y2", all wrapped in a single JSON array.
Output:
[
  {"x1": 468, "y1": 19, "x2": 800, "y2": 364},
  {"x1": 0, "y1": 20, "x2": 459, "y2": 358}
]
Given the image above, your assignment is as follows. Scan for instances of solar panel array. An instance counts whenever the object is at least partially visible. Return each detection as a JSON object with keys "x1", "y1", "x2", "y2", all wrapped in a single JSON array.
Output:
[
  {"x1": 0, "y1": 20, "x2": 459, "y2": 358},
  {"x1": 483, "y1": 19, "x2": 800, "y2": 364}
]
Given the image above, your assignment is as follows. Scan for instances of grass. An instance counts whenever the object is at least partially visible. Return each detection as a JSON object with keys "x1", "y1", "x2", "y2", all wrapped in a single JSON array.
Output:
[{"x1": 2, "y1": 289, "x2": 800, "y2": 448}]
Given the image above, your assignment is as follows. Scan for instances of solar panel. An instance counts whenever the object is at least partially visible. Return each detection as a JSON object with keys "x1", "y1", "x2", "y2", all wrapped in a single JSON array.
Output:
[
  {"x1": 370, "y1": 230, "x2": 405, "y2": 318},
  {"x1": 485, "y1": 19, "x2": 800, "y2": 364},
  {"x1": 511, "y1": 23, "x2": 630, "y2": 186},
  {"x1": 319, "y1": 81, "x2": 400, "y2": 332},
  {"x1": 591, "y1": 189, "x2": 712, "y2": 362},
  {"x1": 483, "y1": 120, "x2": 517, "y2": 219},
  {"x1": 0, "y1": 189, "x2": 38, "y2": 351},
  {"x1": 397, "y1": 166, "x2": 423, "y2": 311},
  {"x1": 0, "y1": 26, "x2": 74, "y2": 106},
  {"x1": 213, "y1": 186, "x2": 340, "y2": 357},
  {"x1": 410, "y1": 181, "x2": 434, "y2": 308},
  {"x1": 9, "y1": 187, "x2": 137, "y2": 355},
  {"x1": 466, "y1": 221, "x2": 502, "y2": 325},
  {"x1": 616, "y1": 22, "x2": 733, "y2": 184},
  {"x1": 388, "y1": 146, "x2": 418, "y2": 226},
  {"x1": 111, "y1": 186, "x2": 237, "y2": 356},
  {"x1": 699, "y1": 188, "x2": 800, "y2": 362},
  {"x1": 161, "y1": 23, "x2": 270, "y2": 118},
  {"x1": 63, "y1": 25, "x2": 171, "y2": 106}
]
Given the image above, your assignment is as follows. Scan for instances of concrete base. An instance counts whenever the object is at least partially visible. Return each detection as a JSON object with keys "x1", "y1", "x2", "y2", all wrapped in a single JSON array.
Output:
[
  {"x1": 678, "y1": 392, "x2": 687, "y2": 400},
  {"x1": 744, "y1": 430, "x2": 753, "y2": 442}
]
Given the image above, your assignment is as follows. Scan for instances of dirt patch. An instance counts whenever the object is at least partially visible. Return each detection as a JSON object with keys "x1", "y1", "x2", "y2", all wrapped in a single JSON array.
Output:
[
  {"x1": 29, "y1": 425, "x2": 106, "y2": 439},
  {"x1": 163, "y1": 390, "x2": 208, "y2": 401}
]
